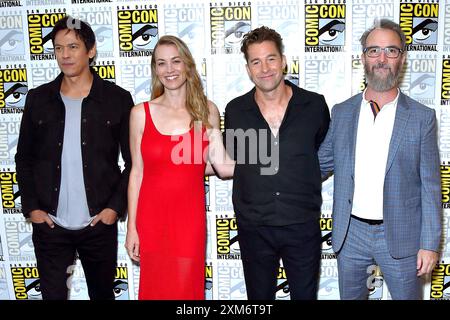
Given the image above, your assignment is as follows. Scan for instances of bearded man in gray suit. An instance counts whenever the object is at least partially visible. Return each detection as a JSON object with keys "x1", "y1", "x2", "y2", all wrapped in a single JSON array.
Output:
[{"x1": 318, "y1": 19, "x2": 441, "y2": 300}]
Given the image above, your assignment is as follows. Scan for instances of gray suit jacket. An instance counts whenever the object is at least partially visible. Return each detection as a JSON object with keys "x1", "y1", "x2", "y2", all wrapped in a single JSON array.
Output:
[{"x1": 318, "y1": 91, "x2": 441, "y2": 258}]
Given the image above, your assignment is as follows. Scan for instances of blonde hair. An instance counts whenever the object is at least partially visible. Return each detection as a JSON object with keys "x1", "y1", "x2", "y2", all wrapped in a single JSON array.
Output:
[{"x1": 151, "y1": 35, "x2": 211, "y2": 128}]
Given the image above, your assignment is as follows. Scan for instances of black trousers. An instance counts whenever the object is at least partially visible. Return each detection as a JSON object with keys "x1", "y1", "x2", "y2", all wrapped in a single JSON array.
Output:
[
  {"x1": 32, "y1": 222, "x2": 118, "y2": 300},
  {"x1": 237, "y1": 219, "x2": 321, "y2": 300}
]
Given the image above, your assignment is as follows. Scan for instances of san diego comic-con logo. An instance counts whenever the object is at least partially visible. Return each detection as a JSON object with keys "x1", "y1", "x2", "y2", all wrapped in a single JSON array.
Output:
[
  {"x1": 113, "y1": 265, "x2": 129, "y2": 300},
  {"x1": 210, "y1": 2, "x2": 252, "y2": 55},
  {"x1": 366, "y1": 265, "x2": 384, "y2": 300},
  {"x1": 27, "y1": 9, "x2": 66, "y2": 60},
  {"x1": 4, "y1": 217, "x2": 35, "y2": 260},
  {"x1": 256, "y1": 1, "x2": 300, "y2": 54},
  {"x1": 351, "y1": 54, "x2": 366, "y2": 94},
  {"x1": 216, "y1": 216, "x2": 240, "y2": 259},
  {"x1": 0, "y1": 114, "x2": 21, "y2": 166},
  {"x1": 10, "y1": 265, "x2": 42, "y2": 300},
  {"x1": 320, "y1": 217, "x2": 336, "y2": 259},
  {"x1": 117, "y1": 5, "x2": 159, "y2": 58},
  {"x1": 399, "y1": 53, "x2": 436, "y2": 107},
  {"x1": 0, "y1": 170, "x2": 21, "y2": 214},
  {"x1": 216, "y1": 261, "x2": 246, "y2": 300},
  {"x1": 304, "y1": 1, "x2": 346, "y2": 53},
  {"x1": 92, "y1": 60, "x2": 115, "y2": 83},
  {"x1": 72, "y1": 6, "x2": 114, "y2": 58},
  {"x1": 444, "y1": 3, "x2": 450, "y2": 50},
  {"x1": 400, "y1": 1, "x2": 439, "y2": 51},
  {"x1": 351, "y1": 0, "x2": 395, "y2": 51},
  {"x1": 276, "y1": 267, "x2": 290, "y2": 300},
  {"x1": 441, "y1": 162, "x2": 450, "y2": 209},
  {"x1": 0, "y1": 65, "x2": 28, "y2": 114},
  {"x1": 0, "y1": 265, "x2": 10, "y2": 300},
  {"x1": 0, "y1": 11, "x2": 26, "y2": 61},
  {"x1": 284, "y1": 57, "x2": 299, "y2": 86},
  {"x1": 205, "y1": 175, "x2": 210, "y2": 212},
  {"x1": 164, "y1": 3, "x2": 205, "y2": 56},
  {"x1": 430, "y1": 263, "x2": 450, "y2": 300},
  {"x1": 119, "y1": 59, "x2": 151, "y2": 104},
  {"x1": 442, "y1": 56, "x2": 450, "y2": 106},
  {"x1": 205, "y1": 264, "x2": 213, "y2": 300}
]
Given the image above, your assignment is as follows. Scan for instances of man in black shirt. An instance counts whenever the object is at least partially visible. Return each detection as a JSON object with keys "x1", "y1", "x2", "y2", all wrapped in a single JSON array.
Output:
[{"x1": 224, "y1": 26, "x2": 330, "y2": 300}]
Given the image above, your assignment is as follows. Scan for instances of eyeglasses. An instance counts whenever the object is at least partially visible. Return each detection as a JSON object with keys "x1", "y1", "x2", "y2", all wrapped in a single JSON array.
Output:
[{"x1": 363, "y1": 46, "x2": 404, "y2": 58}]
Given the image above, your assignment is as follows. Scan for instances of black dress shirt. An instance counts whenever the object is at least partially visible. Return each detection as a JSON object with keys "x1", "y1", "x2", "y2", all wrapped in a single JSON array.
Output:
[
  {"x1": 224, "y1": 81, "x2": 330, "y2": 226},
  {"x1": 15, "y1": 70, "x2": 134, "y2": 219}
]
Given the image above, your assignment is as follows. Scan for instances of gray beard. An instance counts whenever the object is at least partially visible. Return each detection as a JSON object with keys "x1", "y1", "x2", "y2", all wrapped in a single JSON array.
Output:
[{"x1": 364, "y1": 63, "x2": 401, "y2": 92}]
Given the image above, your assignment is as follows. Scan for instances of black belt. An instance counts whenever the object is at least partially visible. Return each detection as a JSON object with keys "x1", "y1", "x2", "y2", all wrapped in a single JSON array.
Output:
[{"x1": 351, "y1": 215, "x2": 383, "y2": 225}]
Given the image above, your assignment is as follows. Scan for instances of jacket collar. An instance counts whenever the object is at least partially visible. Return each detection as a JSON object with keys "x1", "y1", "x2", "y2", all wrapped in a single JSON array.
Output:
[{"x1": 46, "y1": 67, "x2": 104, "y2": 103}]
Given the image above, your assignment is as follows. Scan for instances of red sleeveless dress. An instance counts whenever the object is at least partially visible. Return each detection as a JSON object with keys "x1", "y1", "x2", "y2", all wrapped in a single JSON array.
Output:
[{"x1": 136, "y1": 101, "x2": 208, "y2": 300}]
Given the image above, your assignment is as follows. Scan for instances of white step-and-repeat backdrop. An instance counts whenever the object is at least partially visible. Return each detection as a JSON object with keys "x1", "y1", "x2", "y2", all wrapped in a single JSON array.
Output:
[{"x1": 0, "y1": 0, "x2": 449, "y2": 300}]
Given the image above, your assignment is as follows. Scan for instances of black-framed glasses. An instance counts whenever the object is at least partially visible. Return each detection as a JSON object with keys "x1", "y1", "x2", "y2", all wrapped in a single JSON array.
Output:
[{"x1": 363, "y1": 46, "x2": 404, "y2": 58}]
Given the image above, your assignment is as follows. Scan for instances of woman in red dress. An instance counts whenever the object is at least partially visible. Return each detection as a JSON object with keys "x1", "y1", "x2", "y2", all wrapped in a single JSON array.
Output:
[{"x1": 125, "y1": 35, "x2": 234, "y2": 300}]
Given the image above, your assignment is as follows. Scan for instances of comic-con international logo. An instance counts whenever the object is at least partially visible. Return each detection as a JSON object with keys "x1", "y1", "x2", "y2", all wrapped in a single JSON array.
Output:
[
  {"x1": 205, "y1": 175, "x2": 210, "y2": 212},
  {"x1": 0, "y1": 11, "x2": 26, "y2": 61},
  {"x1": 284, "y1": 57, "x2": 299, "y2": 86},
  {"x1": 256, "y1": 1, "x2": 300, "y2": 53},
  {"x1": 0, "y1": 65, "x2": 28, "y2": 114},
  {"x1": 0, "y1": 170, "x2": 21, "y2": 214},
  {"x1": 442, "y1": 57, "x2": 450, "y2": 105},
  {"x1": 117, "y1": 5, "x2": 158, "y2": 57},
  {"x1": 352, "y1": 54, "x2": 366, "y2": 94},
  {"x1": 0, "y1": 114, "x2": 21, "y2": 166},
  {"x1": 276, "y1": 267, "x2": 290, "y2": 300},
  {"x1": 4, "y1": 217, "x2": 35, "y2": 260},
  {"x1": 216, "y1": 261, "x2": 246, "y2": 299},
  {"x1": 119, "y1": 59, "x2": 151, "y2": 103},
  {"x1": 113, "y1": 265, "x2": 129, "y2": 300},
  {"x1": 430, "y1": 263, "x2": 450, "y2": 300},
  {"x1": 210, "y1": 3, "x2": 252, "y2": 54},
  {"x1": 27, "y1": 10, "x2": 66, "y2": 60},
  {"x1": 0, "y1": 1, "x2": 21, "y2": 8},
  {"x1": 0, "y1": 265, "x2": 10, "y2": 299},
  {"x1": 320, "y1": 217, "x2": 336, "y2": 259},
  {"x1": 400, "y1": 54, "x2": 436, "y2": 106},
  {"x1": 351, "y1": 0, "x2": 395, "y2": 51},
  {"x1": 305, "y1": 1, "x2": 346, "y2": 53},
  {"x1": 205, "y1": 264, "x2": 213, "y2": 300},
  {"x1": 442, "y1": 163, "x2": 450, "y2": 209},
  {"x1": 366, "y1": 265, "x2": 384, "y2": 300},
  {"x1": 72, "y1": 6, "x2": 114, "y2": 58},
  {"x1": 10, "y1": 265, "x2": 42, "y2": 300},
  {"x1": 164, "y1": 3, "x2": 205, "y2": 56},
  {"x1": 92, "y1": 61, "x2": 115, "y2": 83},
  {"x1": 399, "y1": 1, "x2": 439, "y2": 51},
  {"x1": 216, "y1": 217, "x2": 240, "y2": 259}
]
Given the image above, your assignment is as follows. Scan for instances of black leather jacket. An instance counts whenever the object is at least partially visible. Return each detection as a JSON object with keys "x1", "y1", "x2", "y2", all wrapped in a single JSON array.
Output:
[{"x1": 15, "y1": 70, "x2": 134, "y2": 220}]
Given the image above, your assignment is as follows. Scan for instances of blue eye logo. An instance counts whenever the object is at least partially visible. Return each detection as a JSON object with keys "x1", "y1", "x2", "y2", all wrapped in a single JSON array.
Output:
[
  {"x1": 95, "y1": 26, "x2": 113, "y2": 52},
  {"x1": 410, "y1": 73, "x2": 434, "y2": 99},
  {"x1": 0, "y1": 30, "x2": 25, "y2": 55},
  {"x1": 412, "y1": 18, "x2": 438, "y2": 45},
  {"x1": 132, "y1": 24, "x2": 158, "y2": 50},
  {"x1": 4, "y1": 83, "x2": 28, "y2": 109},
  {"x1": 224, "y1": 21, "x2": 251, "y2": 47},
  {"x1": 318, "y1": 19, "x2": 345, "y2": 46}
]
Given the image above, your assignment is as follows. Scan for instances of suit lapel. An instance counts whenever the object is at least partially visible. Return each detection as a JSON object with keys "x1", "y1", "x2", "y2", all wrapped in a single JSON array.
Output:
[
  {"x1": 347, "y1": 95, "x2": 362, "y2": 173},
  {"x1": 385, "y1": 93, "x2": 410, "y2": 175}
]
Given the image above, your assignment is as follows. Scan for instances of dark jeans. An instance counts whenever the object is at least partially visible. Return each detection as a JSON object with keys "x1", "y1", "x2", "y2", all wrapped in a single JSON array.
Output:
[
  {"x1": 32, "y1": 221, "x2": 118, "y2": 300},
  {"x1": 237, "y1": 219, "x2": 321, "y2": 300}
]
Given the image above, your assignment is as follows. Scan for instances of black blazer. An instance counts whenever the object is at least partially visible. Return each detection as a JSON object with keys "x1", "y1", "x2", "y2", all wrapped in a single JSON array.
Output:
[{"x1": 15, "y1": 70, "x2": 134, "y2": 220}]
